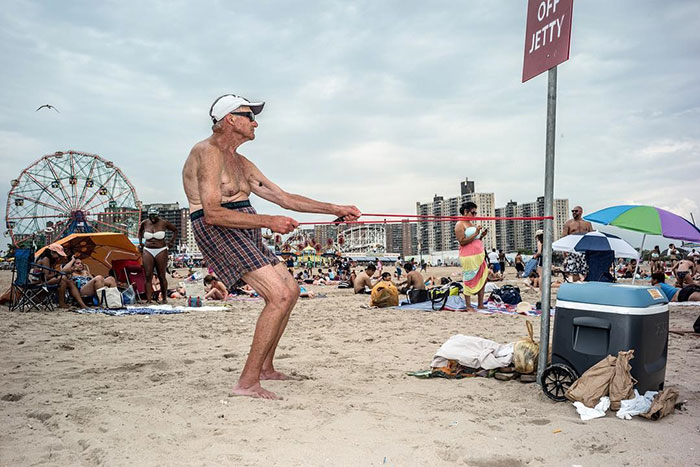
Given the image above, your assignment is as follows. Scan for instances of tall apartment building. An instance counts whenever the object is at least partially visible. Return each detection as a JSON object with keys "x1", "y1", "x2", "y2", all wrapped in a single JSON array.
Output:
[
  {"x1": 416, "y1": 179, "x2": 496, "y2": 254},
  {"x1": 384, "y1": 221, "x2": 418, "y2": 257},
  {"x1": 495, "y1": 197, "x2": 569, "y2": 252}
]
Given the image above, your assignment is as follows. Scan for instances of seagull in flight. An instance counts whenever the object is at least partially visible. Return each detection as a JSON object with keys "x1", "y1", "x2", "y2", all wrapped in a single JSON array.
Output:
[{"x1": 36, "y1": 104, "x2": 60, "y2": 113}]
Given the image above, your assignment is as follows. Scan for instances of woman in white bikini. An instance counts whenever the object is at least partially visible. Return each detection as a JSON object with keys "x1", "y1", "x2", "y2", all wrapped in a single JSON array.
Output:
[{"x1": 138, "y1": 207, "x2": 178, "y2": 303}]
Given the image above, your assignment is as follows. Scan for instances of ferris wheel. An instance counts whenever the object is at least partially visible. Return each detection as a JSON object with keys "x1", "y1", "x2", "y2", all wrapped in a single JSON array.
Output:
[{"x1": 5, "y1": 150, "x2": 141, "y2": 248}]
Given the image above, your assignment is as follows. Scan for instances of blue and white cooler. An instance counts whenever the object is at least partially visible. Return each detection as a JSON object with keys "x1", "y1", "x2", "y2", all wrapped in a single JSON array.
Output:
[{"x1": 541, "y1": 282, "x2": 669, "y2": 401}]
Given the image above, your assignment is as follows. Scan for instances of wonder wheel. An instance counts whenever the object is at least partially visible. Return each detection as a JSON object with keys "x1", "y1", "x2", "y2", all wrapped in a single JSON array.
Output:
[{"x1": 5, "y1": 150, "x2": 141, "y2": 248}]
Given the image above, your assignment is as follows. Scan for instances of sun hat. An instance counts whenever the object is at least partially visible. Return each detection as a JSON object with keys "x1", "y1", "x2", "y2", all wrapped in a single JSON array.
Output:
[
  {"x1": 516, "y1": 301, "x2": 532, "y2": 313},
  {"x1": 535, "y1": 229, "x2": 544, "y2": 236},
  {"x1": 209, "y1": 94, "x2": 264, "y2": 123},
  {"x1": 48, "y1": 243, "x2": 67, "y2": 256}
]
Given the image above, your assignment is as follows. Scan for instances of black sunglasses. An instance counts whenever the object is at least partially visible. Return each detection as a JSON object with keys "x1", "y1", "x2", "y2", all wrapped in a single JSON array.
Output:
[{"x1": 229, "y1": 111, "x2": 255, "y2": 122}]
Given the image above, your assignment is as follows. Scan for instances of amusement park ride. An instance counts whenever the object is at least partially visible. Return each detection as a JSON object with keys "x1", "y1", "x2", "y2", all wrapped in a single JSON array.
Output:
[{"x1": 5, "y1": 151, "x2": 141, "y2": 248}]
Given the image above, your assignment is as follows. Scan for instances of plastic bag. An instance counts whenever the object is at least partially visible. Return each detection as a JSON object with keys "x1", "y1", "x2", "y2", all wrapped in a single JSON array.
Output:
[
  {"x1": 370, "y1": 281, "x2": 399, "y2": 308},
  {"x1": 573, "y1": 396, "x2": 610, "y2": 421},
  {"x1": 121, "y1": 285, "x2": 136, "y2": 305},
  {"x1": 512, "y1": 320, "x2": 539, "y2": 374},
  {"x1": 616, "y1": 389, "x2": 657, "y2": 420}
]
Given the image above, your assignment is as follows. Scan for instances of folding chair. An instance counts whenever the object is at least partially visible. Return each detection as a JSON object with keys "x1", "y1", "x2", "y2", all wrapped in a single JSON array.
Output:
[
  {"x1": 9, "y1": 248, "x2": 63, "y2": 312},
  {"x1": 111, "y1": 259, "x2": 146, "y2": 301}
]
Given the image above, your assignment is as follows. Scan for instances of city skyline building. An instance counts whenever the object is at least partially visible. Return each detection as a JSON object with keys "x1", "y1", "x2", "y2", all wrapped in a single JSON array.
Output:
[{"x1": 416, "y1": 178, "x2": 497, "y2": 254}]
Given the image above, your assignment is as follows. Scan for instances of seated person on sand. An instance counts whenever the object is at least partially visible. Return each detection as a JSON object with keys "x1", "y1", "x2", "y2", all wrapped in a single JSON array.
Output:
[
  {"x1": 168, "y1": 283, "x2": 187, "y2": 299},
  {"x1": 33, "y1": 244, "x2": 87, "y2": 308},
  {"x1": 528, "y1": 271, "x2": 541, "y2": 289},
  {"x1": 397, "y1": 262, "x2": 426, "y2": 294},
  {"x1": 380, "y1": 272, "x2": 392, "y2": 283},
  {"x1": 651, "y1": 272, "x2": 700, "y2": 302},
  {"x1": 203, "y1": 274, "x2": 229, "y2": 300},
  {"x1": 353, "y1": 263, "x2": 378, "y2": 294},
  {"x1": 63, "y1": 255, "x2": 117, "y2": 306},
  {"x1": 671, "y1": 259, "x2": 696, "y2": 288},
  {"x1": 487, "y1": 263, "x2": 504, "y2": 282}
]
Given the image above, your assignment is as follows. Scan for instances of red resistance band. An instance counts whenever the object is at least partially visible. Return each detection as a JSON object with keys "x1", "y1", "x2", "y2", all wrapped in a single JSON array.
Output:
[{"x1": 297, "y1": 214, "x2": 553, "y2": 226}]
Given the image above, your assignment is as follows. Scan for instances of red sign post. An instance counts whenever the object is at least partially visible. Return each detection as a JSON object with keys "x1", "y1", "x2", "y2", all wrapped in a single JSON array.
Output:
[{"x1": 522, "y1": 0, "x2": 573, "y2": 82}]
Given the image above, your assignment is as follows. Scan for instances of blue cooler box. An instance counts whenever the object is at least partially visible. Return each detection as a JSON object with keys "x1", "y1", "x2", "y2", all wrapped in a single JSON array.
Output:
[{"x1": 553, "y1": 282, "x2": 669, "y2": 392}]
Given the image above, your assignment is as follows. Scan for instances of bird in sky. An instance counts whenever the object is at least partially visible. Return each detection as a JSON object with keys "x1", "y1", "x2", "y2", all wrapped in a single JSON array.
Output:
[{"x1": 36, "y1": 104, "x2": 59, "y2": 113}]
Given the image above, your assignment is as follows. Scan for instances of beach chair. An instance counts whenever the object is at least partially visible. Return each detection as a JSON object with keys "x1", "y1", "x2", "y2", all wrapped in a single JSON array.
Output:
[
  {"x1": 9, "y1": 248, "x2": 62, "y2": 312},
  {"x1": 584, "y1": 250, "x2": 615, "y2": 282},
  {"x1": 111, "y1": 259, "x2": 146, "y2": 301}
]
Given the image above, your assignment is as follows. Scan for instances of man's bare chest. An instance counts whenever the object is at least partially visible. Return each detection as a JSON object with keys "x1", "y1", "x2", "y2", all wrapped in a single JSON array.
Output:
[{"x1": 220, "y1": 157, "x2": 251, "y2": 195}]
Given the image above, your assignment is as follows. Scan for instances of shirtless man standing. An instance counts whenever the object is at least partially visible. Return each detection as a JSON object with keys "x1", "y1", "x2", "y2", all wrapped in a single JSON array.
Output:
[
  {"x1": 562, "y1": 206, "x2": 594, "y2": 281},
  {"x1": 182, "y1": 94, "x2": 360, "y2": 399}
]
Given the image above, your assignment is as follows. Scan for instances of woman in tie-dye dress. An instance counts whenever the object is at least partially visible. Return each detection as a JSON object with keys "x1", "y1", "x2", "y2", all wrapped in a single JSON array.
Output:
[{"x1": 455, "y1": 202, "x2": 488, "y2": 309}]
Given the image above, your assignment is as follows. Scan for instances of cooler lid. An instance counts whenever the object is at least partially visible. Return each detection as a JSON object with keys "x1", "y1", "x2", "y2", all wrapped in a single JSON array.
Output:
[{"x1": 556, "y1": 282, "x2": 668, "y2": 308}]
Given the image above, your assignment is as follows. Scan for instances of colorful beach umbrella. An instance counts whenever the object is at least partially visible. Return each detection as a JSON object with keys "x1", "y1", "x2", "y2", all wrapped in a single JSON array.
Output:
[
  {"x1": 552, "y1": 231, "x2": 639, "y2": 259},
  {"x1": 585, "y1": 205, "x2": 700, "y2": 283},
  {"x1": 584, "y1": 205, "x2": 700, "y2": 242}
]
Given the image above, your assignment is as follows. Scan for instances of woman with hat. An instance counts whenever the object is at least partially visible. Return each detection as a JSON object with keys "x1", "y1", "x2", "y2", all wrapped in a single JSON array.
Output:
[
  {"x1": 35, "y1": 243, "x2": 88, "y2": 308},
  {"x1": 138, "y1": 207, "x2": 178, "y2": 303}
]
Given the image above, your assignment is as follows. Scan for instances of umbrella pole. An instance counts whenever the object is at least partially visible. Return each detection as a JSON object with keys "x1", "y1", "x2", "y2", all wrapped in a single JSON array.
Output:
[{"x1": 632, "y1": 233, "x2": 645, "y2": 284}]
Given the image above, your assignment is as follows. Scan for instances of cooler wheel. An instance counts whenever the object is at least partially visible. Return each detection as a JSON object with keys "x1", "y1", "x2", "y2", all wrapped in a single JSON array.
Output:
[{"x1": 541, "y1": 363, "x2": 578, "y2": 402}]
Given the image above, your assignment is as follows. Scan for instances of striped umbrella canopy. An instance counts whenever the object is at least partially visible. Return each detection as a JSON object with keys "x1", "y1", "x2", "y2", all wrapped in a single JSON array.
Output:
[
  {"x1": 552, "y1": 231, "x2": 639, "y2": 259},
  {"x1": 584, "y1": 205, "x2": 700, "y2": 242}
]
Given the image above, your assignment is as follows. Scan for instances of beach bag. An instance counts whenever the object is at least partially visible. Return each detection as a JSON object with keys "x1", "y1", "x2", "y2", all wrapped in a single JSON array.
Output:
[
  {"x1": 370, "y1": 281, "x2": 399, "y2": 308},
  {"x1": 490, "y1": 285, "x2": 522, "y2": 305},
  {"x1": 428, "y1": 286, "x2": 451, "y2": 311},
  {"x1": 408, "y1": 289, "x2": 429, "y2": 304},
  {"x1": 513, "y1": 320, "x2": 539, "y2": 374},
  {"x1": 523, "y1": 258, "x2": 538, "y2": 277},
  {"x1": 97, "y1": 287, "x2": 125, "y2": 309}
]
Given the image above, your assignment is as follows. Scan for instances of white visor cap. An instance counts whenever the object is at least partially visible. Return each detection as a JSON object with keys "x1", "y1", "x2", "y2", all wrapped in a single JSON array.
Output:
[{"x1": 210, "y1": 94, "x2": 264, "y2": 123}]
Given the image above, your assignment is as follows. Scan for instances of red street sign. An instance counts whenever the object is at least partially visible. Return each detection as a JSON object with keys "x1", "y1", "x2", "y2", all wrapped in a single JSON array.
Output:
[{"x1": 522, "y1": 0, "x2": 574, "y2": 82}]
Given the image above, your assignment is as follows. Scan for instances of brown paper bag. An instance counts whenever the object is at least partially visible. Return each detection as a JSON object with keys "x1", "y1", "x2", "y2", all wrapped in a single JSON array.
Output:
[
  {"x1": 565, "y1": 355, "x2": 617, "y2": 408},
  {"x1": 640, "y1": 388, "x2": 679, "y2": 420},
  {"x1": 609, "y1": 350, "x2": 636, "y2": 411}
]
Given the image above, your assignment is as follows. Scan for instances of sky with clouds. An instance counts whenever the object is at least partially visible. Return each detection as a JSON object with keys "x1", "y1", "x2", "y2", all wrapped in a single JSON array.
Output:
[{"x1": 1, "y1": 0, "x2": 699, "y2": 250}]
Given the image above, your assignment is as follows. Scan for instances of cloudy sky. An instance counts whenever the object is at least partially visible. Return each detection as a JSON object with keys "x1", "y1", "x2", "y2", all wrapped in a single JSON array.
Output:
[{"x1": 1, "y1": 0, "x2": 699, "y2": 249}]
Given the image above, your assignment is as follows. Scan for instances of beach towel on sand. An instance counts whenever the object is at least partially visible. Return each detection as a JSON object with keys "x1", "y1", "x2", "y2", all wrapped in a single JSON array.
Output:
[{"x1": 459, "y1": 239, "x2": 487, "y2": 295}]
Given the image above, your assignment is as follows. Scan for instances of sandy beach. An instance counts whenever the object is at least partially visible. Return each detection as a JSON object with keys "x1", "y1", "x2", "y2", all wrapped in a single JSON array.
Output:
[{"x1": 1, "y1": 267, "x2": 699, "y2": 467}]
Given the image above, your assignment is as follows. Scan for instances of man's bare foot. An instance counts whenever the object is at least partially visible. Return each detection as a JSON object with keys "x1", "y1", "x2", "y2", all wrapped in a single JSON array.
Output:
[
  {"x1": 260, "y1": 370, "x2": 302, "y2": 381},
  {"x1": 231, "y1": 382, "x2": 281, "y2": 400}
]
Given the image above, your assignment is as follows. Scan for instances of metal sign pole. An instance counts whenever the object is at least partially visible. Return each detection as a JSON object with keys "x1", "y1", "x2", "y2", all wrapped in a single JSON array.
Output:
[{"x1": 537, "y1": 66, "x2": 558, "y2": 385}]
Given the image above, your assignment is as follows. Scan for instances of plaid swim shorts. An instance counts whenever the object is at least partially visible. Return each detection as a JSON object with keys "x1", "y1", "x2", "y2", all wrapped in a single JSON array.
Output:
[{"x1": 190, "y1": 200, "x2": 279, "y2": 288}]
